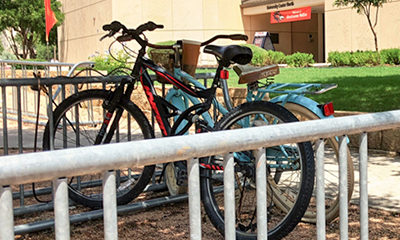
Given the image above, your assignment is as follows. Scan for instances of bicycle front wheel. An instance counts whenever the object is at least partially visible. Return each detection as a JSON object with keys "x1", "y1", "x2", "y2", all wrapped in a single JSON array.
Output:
[
  {"x1": 282, "y1": 102, "x2": 354, "y2": 223},
  {"x1": 200, "y1": 101, "x2": 315, "y2": 240},
  {"x1": 43, "y1": 89, "x2": 155, "y2": 209}
]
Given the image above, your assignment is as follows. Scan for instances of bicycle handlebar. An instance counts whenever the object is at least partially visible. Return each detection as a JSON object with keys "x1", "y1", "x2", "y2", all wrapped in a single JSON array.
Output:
[
  {"x1": 100, "y1": 21, "x2": 248, "y2": 49},
  {"x1": 100, "y1": 21, "x2": 164, "y2": 43}
]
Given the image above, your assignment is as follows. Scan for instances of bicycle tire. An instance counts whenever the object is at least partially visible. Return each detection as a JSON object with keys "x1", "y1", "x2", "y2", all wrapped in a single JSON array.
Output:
[
  {"x1": 200, "y1": 101, "x2": 315, "y2": 240},
  {"x1": 281, "y1": 102, "x2": 354, "y2": 223},
  {"x1": 43, "y1": 89, "x2": 155, "y2": 209}
]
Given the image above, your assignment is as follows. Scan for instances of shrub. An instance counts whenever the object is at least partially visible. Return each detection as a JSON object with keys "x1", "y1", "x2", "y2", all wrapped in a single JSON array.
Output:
[
  {"x1": 380, "y1": 48, "x2": 400, "y2": 65},
  {"x1": 0, "y1": 39, "x2": 4, "y2": 55},
  {"x1": 328, "y1": 51, "x2": 352, "y2": 66},
  {"x1": 36, "y1": 44, "x2": 57, "y2": 61},
  {"x1": 0, "y1": 51, "x2": 17, "y2": 60},
  {"x1": 263, "y1": 50, "x2": 286, "y2": 65},
  {"x1": 241, "y1": 44, "x2": 286, "y2": 66},
  {"x1": 89, "y1": 50, "x2": 132, "y2": 74},
  {"x1": 350, "y1": 51, "x2": 381, "y2": 67},
  {"x1": 328, "y1": 50, "x2": 381, "y2": 67},
  {"x1": 285, "y1": 52, "x2": 315, "y2": 67}
]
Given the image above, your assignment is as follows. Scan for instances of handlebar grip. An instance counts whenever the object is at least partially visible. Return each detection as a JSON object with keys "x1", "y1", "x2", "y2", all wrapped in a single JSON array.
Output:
[
  {"x1": 229, "y1": 34, "x2": 248, "y2": 41},
  {"x1": 102, "y1": 21, "x2": 127, "y2": 32},
  {"x1": 136, "y1": 21, "x2": 164, "y2": 34}
]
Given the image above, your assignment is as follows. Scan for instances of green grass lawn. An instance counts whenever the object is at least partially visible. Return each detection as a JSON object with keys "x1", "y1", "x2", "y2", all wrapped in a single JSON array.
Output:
[{"x1": 218, "y1": 66, "x2": 400, "y2": 113}]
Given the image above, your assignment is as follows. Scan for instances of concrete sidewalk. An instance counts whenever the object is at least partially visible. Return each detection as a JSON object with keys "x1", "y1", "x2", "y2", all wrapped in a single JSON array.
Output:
[{"x1": 350, "y1": 150, "x2": 400, "y2": 213}]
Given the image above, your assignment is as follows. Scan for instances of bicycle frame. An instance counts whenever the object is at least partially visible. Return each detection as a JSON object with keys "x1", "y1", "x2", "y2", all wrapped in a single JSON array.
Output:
[
  {"x1": 135, "y1": 57, "x2": 220, "y2": 137},
  {"x1": 165, "y1": 67, "x2": 301, "y2": 170}
]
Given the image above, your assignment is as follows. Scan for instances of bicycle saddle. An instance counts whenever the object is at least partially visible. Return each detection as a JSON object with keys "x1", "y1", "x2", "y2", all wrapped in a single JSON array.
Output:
[
  {"x1": 204, "y1": 45, "x2": 252, "y2": 67},
  {"x1": 233, "y1": 64, "x2": 280, "y2": 84}
]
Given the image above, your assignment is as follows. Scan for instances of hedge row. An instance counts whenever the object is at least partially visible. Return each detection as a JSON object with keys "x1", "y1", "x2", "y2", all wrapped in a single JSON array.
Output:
[
  {"x1": 244, "y1": 44, "x2": 400, "y2": 67},
  {"x1": 328, "y1": 49, "x2": 400, "y2": 66},
  {"x1": 241, "y1": 44, "x2": 315, "y2": 67}
]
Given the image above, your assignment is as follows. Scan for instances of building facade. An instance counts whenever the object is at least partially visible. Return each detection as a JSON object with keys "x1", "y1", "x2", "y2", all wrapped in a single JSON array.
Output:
[{"x1": 58, "y1": 0, "x2": 400, "y2": 64}]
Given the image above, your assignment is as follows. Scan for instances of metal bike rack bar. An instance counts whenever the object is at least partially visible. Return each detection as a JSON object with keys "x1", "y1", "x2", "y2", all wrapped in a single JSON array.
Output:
[{"x1": 14, "y1": 192, "x2": 188, "y2": 235}]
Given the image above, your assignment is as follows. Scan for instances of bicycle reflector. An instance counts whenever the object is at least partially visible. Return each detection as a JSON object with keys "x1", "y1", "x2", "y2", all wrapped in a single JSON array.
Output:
[
  {"x1": 220, "y1": 70, "x2": 229, "y2": 79},
  {"x1": 319, "y1": 102, "x2": 334, "y2": 117}
]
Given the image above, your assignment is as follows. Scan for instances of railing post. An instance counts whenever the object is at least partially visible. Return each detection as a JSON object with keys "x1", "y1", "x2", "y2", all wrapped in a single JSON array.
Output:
[
  {"x1": 0, "y1": 186, "x2": 14, "y2": 240},
  {"x1": 359, "y1": 132, "x2": 369, "y2": 240},
  {"x1": 1, "y1": 86, "x2": 8, "y2": 155},
  {"x1": 53, "y1": 177, "x2": 70, "y2": 240},
  {"x1": 255, "y1": 148, "x2": 268, "y2": 239},
  {"x1": 316, "y1": 138, "x2": 326, "y2": 240},
  {"x1": 103, "y1": 170, "x2": 118, "y2": 240},
  {"x1": 224, "y1": 152, "x2": 236, "y2": 240},
  {"x1": 188, "y1": 158, "x2": 201, "y2": 240},
  {"x1": 339, "y1": 136, "x2": 348, "y2": 240}
]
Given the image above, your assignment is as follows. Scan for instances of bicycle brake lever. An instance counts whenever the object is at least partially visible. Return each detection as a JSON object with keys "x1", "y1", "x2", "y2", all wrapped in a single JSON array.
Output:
[{"x1": 99, "y1": 33, "x2": 110, "y2": 41}]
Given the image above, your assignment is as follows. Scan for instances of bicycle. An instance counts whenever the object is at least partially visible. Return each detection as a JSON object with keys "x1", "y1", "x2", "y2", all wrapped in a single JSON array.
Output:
[
  {"x1": 159, "y1": 44, "x2": 354, "y2": 224},
  {"x1": 42, "y1": 21, "x2": 315, "y2": 239}
]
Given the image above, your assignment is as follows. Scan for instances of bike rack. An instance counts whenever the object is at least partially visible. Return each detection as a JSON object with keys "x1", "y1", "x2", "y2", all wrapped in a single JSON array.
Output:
[{"x1": 0, "y1": 67, "x2": 216, "y2": 235}]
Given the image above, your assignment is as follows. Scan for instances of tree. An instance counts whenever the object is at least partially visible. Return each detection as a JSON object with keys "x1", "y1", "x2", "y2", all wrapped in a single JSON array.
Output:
[
  {"x1": 0, "y1": 0, "x2": 64, "y2": 59},
  {"x1": 333, "y1": 0, "x2": 388, "y2": 52}
]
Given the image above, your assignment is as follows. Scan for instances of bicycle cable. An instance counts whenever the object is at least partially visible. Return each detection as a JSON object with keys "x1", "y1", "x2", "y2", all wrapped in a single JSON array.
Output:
[{"x1": 31, "y1": 72, "x2": 52, "y2": 203}]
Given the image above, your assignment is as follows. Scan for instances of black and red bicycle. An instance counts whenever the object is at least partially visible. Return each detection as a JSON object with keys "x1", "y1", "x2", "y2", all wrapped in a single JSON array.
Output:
[{"x1": 43, "y1": 21, "x2": 314, "y2": 240}]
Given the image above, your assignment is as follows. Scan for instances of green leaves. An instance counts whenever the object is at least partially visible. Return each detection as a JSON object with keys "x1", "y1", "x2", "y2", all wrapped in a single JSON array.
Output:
[{"x1": 0, "y1": 0, "x2": 64, "y2": 58}]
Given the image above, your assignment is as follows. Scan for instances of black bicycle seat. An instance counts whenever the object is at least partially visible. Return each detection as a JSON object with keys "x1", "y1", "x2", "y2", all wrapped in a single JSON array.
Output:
[{"x1": 204, "y1": 45, "x2": 252, "y2": 67}]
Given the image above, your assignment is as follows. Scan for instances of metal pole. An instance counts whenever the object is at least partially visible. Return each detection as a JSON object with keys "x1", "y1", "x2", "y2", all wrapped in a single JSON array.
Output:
[
  {"x1": 359, "y1": 132, "x2": 369, "y2": 240},
  {"x1": 103, "y1": 170, "x2": 118, "y2": 240},
  {"x1": 17, "y1": 86, "x2": 24, "y2": 207},
  {"x1": 188, "y1": 158, "x2": 201, "y2": 240},
  {"x1": 224, "y1": 152, "x2": 236, "y2": 240},
  {"x1": 1, "y1": 86, "x2": 8, "y2": 155},
  {"x1": 316, "y1": 138, "x2": 326, "y2": 240},
  {"x1": 255, "y1": 148, "x2": 268, "y2": 239},
  {"x1": 0, "y1": 186, "x2": 14, "y2": 240},
  {"x1": 339, "y1": 136, "x2": 348, "y2": 240},
  {"x1": 48, "y1": 85, "x2": 54, "y2": 150},
  {"x1": 53, "y1": 177, "x2": 70, "y2": 240}
]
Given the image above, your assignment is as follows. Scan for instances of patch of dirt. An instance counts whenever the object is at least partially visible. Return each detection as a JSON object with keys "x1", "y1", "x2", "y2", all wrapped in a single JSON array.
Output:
[{"x1": 11, "y1": 199, "x2": 400, "y2": 240}]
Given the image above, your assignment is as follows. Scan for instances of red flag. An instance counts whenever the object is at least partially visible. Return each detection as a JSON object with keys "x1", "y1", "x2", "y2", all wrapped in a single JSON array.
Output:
[{"x1": 44, "y1": 0, "x2": 58, "y2": 42}]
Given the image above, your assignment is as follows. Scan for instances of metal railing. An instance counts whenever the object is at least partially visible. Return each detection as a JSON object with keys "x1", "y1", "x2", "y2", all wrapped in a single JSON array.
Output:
[
  {"x1": 1, "y1": 110, "x2": 400, "y2": 239},
  {"x1": 0, "y1": 60, "x2": 216, "y2": 233},
  {"x1": 0, "y1": 60, "x2": 95, "y2": 124}
]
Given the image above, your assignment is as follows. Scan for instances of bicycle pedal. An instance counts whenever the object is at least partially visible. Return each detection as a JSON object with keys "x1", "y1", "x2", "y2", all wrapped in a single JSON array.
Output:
[{"x1": 176, "y1": 169, "x2": 188, "y2": 186}]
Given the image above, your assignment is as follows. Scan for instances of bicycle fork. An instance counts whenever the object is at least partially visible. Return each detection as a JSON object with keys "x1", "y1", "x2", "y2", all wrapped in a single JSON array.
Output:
[{"x1": 95, "y1": 78, "x2": 131, "y2": 145}]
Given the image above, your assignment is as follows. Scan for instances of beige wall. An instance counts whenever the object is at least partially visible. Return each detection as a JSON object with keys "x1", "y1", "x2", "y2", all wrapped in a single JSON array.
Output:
[
  {"x1": 58, "y1": 0, "x2": 113, "y2": 63},
  {"x1": 58, "y1": 0, "x2": 400, "y2": 64},
  {"x1": 325, "y1": 0, "x2": 400, "y2": 57},
  {"x1": 58, "y1": 0, "x2": 245, "y2": 64}
]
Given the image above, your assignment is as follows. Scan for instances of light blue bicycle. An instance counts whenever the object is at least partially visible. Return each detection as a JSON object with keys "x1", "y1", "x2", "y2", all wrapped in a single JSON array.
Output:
[{"x1": 160, "y1": 41, "x2": 354, "y2": 224}]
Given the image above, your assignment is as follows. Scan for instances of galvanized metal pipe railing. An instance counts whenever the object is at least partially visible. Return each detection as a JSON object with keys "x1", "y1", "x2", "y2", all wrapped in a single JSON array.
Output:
[
  {"x1": 0, "y1": 60, "x2": 95, "y2": 123},
  {"x1": 1, "y1": 110, "x2": 400, "y2": 239},
  {"x1": 1, "y1": 68, "x2": 215, "y2": 217},
  {"x1": 1, "y1": 60, "x2": 96, "y2": 210}
]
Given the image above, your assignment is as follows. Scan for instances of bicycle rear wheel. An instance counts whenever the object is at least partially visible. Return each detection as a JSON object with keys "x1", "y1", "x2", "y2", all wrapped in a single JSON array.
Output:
[
  {"x1": 282, "y1": 102, "x2": 354, "y2": 223},
  {"x1": 200, "y1": 101, "x2": 315, "y2": 240},
  {"x1": 43, "y1": 89, "x2": 155, "y2": 209}
]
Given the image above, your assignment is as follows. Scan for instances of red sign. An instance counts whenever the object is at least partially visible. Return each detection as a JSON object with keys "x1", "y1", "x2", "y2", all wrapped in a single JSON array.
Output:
[{"x1": 270, "y1": 7, "x2": 311, "y2": 24}]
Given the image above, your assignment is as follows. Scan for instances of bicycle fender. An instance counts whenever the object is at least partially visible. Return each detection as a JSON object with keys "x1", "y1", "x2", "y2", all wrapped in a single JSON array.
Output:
[
  {"x1": 270, "y1": 94, "x2": 333, "y2": 120},
  {"x1": 270, "y1": 95, "x2": 349, "y2": 143},
  {"x1": 166, "y1": 89, "x2": 190, "y2": 134}
]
